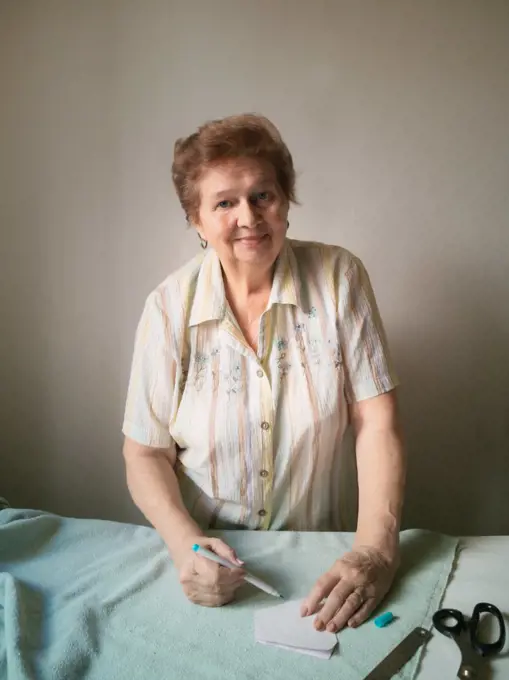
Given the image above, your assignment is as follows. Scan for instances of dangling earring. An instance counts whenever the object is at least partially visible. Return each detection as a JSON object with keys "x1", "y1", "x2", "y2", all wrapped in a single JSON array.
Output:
[{"x1": 198, "y1": 234, "x2": 208, "y2": 249}]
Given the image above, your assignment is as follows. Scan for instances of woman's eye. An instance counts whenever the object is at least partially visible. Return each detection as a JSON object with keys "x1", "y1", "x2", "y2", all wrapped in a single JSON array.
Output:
[
  {"x1": 217, "y1": 200, "x2": 231, "y2": 209},
  {"x1": 257, "y1": 191, "x2": 270, "y2": 201}
]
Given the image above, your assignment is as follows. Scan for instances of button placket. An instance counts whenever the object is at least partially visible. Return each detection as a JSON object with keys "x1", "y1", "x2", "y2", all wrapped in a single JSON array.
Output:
[
  {"x1": 257, "y1": 347, "x2": 274, "y2": 530},
  {"x1": 258, "y1": 416, "x2": 273, "y2": 528}
]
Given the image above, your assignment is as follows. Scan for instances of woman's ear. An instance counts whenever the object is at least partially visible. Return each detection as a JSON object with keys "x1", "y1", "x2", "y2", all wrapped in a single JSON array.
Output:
[
  {"x1": 188, "y1": 211, "x2": 203, "y2": 232},
  {"x1": 194, "y1": 224, "x2": 205, "y2": 241},
  {"x1": 190, "y1": 218, "x2": 207, "y2": 249}
]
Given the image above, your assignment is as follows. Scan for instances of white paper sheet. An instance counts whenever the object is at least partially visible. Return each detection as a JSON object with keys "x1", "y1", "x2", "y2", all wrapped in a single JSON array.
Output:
[{"x1": 254, "y1": 599, "x2": 338, "y2": 659}]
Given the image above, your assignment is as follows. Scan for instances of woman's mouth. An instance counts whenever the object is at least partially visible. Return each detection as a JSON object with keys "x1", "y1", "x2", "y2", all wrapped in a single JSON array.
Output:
[{"x1": 237, "y1": 234, "x2": 269, "y2": 245}]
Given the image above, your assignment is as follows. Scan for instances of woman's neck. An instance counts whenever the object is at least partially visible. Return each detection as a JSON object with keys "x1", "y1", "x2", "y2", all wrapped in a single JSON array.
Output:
[
  {"x1": 221, "y1": 260, "x2": 274, "y2": 300},
  {"x1": 221, "y1": 263, "x2": 274, "y2": 351},
  {"x1": 222, "y1": 266, "x2": 272, "y2": 352}
]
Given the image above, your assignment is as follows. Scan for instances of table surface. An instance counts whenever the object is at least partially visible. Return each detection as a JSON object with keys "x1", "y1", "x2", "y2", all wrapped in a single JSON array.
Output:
[
  {"x1": 2, "y1": 509, "x2": 508, "y2": 680},
  {"x1": 417, "y1": 536, "x2": 509, "y2": 679}
]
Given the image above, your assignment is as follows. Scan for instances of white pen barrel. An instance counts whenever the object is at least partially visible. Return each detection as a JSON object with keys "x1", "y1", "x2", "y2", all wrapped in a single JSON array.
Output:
[
  {"x1": 194, "y1": 546, "x2": 236, "y2": 570},
  {"x1": 193, "y1": 545, "x2": 281, "y2": 598},
  {"x1": 244, "y1": 574, "x2": 279, "y2": 597}
]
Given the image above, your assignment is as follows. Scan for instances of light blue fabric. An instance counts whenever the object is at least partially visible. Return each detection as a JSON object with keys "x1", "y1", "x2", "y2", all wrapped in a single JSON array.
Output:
[{"x1": 0, "y1": 509, "x2": 458, "y2": 679}]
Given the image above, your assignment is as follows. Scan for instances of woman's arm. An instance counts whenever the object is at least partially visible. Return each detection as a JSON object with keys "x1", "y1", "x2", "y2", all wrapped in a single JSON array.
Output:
[
  {"x1": 123, "y1": 437, "x2": 203, "y2": 565},
  {"x1": 123, "y1": 437, "x2": 246, "y2": 606},
  {"x1": 302, "y1": 389, "x2": 406, "y2": 631},
  {"x1": 350, "y1": 389, "x2": 406, "y2": 561},
  {"x1": 122, "y1": 293, "x2": 244, "y2": 606}
]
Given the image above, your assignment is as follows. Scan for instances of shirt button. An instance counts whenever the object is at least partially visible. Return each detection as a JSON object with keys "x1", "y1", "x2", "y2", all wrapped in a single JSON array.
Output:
[
  {"x1": 260, "y1": 469, "x2": 269, "y2": 478},
  {"x1": 258, "y1": 509, "x2": 267, "y2": 517},
  {"x1": 261, "y1": 421, "x2": 270, "y2": 431},
  {"x1": 256, "y1": 369, "x2": 264, "y2": 378}
]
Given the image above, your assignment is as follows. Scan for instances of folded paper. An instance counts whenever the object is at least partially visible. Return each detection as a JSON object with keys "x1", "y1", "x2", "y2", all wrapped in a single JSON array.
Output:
[{"x1": 254, "y1": 599, "x2": 338, "y2": 659}]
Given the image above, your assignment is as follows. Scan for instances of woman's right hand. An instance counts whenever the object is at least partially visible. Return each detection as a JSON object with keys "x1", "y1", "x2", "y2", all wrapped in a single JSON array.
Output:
[{"x1": 175, "y1": 537, "x2": 246, "y2": 607}]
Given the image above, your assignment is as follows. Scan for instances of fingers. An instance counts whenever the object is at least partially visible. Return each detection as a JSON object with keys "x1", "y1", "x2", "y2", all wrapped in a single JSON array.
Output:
[
  {"x1": 323, "y1": 589, "x2": 373, "y2": 632},
  {"x1": 179, "y1": 540, "x2": 246, "y2": 607},
  {"x1": 301, "y1": 571, "x2": 339, "y2": 617},
  {"x1": 348, "y1": 598, "x2": 377, "y2": 628},
  {"x1": 313, "y1": 580, "x2": 357, "y2": 631},
  {"x1": 207, "y1": 538, "x2": 244, "y2": 566},
  {"x1": 218, "y1": 566, "x2": 245, "y2": 586},
  {"x1": 183, "y1": 555, "x2": 245, "y2": 589},
  {"x1": 195, "y1": 560, "x2": 245, "y2": 588},
  {"x1": 302, "y1": 547, "x2": 397, "y2": 632},
  {"x1": 180, "y1": 567, "x2": 242, "y2": 607},
  {"x1": 185, "y1": 582, "x2": 238, "y2": 607}
]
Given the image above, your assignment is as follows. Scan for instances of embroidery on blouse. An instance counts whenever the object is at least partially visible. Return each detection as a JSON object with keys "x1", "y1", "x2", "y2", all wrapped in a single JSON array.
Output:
[
  {"x1": 308, "y1": 338, "x2": 322, "y2": 365},
  {"x1": 328, "y1": 338, "x2": 343, "y2": 370},
  {"x1": 294, "y1": 323, "x2": 307, "y2": 368},
  {"x1": 193, "y1": 352, "x2": 209, "y2": 391},
  {"x1": 330, "y1": 320, "x2": 343, "y2": 370},
  {"x1": 294, "y1": 319, "x2": 325, "y2": 368},
  {"x1": 276, "y1": 338, "x2": 291, "y2": 379},
  {"x1": 223, "y1": 362, "x2": 243, "y2": 395},
  {"x1": 191, "y1": 347, "x2": 220, "y2": 392}
]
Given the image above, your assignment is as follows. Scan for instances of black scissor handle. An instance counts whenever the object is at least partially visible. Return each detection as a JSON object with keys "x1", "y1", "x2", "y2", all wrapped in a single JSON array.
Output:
[
  {"x1": 470, "y1": 602, "x2": 506, "y2": 656},
  {"x1": 432, "y1": 608, "x2": 465, "y2": 638}
]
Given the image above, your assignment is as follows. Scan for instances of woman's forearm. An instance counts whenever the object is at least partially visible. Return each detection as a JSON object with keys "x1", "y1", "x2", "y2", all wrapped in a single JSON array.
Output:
[
  {"x1": 353, "y1": 421, "x2": 406, "y2": 560},
  {"x1": 123, "y1": 438, "x2": 203, "y2": 563}
]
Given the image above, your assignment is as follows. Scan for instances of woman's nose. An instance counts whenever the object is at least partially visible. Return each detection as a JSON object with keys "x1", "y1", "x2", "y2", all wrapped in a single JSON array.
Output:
[{"x1": 237, "y1": 200, "x2": 259, "y2": 228}]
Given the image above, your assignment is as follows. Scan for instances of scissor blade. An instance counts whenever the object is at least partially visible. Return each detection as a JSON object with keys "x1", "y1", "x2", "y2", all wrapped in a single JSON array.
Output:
[
  {"x1": 456, "y1": 636, "x2": 485, "y2": 680},
  {"x1": 363, "y1": 628, "x2": 432, "y2": 680},
  {"x1": 457, "y1": 664, "x2": 480, "y2": 679}
]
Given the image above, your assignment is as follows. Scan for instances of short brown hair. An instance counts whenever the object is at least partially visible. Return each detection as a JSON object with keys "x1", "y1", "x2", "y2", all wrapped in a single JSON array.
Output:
[{"x1": 172, "y1": 113, "x2": 297, "y2": 223}]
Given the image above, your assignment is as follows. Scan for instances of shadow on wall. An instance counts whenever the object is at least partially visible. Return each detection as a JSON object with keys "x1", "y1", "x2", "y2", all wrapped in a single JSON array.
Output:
[
  {"x1": 0, "y1": 208, "x2": 53, "y2": 510},
  {"x1": 392, "y1": 261, "x2": 509, "y2": 536},
  {"x1": 0, "y1": 204, "x2": 134, "y2": 522},
  {"x1": 1, "y1": 227, "x2": 507, "y2": 536}
]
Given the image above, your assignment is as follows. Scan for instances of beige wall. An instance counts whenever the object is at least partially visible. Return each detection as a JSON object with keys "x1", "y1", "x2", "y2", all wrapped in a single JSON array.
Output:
[{"x1": 1, "y1": 1, "x2": 508, "y2": 534}]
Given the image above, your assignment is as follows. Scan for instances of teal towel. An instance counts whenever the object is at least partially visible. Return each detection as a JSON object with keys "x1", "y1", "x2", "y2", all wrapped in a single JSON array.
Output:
[{"x1": 0, "y1": 509, "x2": 457, "y2": 680}]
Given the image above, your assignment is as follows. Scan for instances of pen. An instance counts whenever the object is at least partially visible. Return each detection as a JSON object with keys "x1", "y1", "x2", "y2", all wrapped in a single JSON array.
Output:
[{"x1": 192, "y1": 544, "x2": 283, "y2": 598}]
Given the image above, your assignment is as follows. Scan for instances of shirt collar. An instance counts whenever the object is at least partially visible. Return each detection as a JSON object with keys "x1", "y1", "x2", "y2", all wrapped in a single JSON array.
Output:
[
  {"x1": 267, "y1": 238, "x2": 302, "y2": 310},
  {"x1": 188, "y1": 238, "x2": 303, "y2": 328},
  {"x1": 188, "y1": 249, "x2": 227, "y2": 327}
]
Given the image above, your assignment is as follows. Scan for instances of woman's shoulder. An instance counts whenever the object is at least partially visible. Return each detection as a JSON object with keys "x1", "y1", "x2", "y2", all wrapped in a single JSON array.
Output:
[
  {"x1": 142, "y1": 250, "x2": 207, "y2": 320},
  {"x1": 287, "y1": 237, "x2": 363, "y2": 272}
]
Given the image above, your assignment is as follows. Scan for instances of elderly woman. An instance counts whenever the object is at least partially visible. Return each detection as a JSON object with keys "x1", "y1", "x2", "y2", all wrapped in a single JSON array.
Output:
[{"x1": 122, "y1": 114, "x2": 406, "y2": 634}]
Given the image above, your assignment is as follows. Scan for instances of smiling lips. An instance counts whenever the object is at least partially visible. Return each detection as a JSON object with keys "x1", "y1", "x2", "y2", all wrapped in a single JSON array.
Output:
[{"x1": 236, "y1": 234, "x2": 269, "y2": 244}]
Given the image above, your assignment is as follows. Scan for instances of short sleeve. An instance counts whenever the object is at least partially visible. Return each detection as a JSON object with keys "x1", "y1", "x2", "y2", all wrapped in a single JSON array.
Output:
[
  {"x1": 122, "y1": 291, "x2": 176, "y2": 448},
  {"x1": 338, "y1": 254, "x2": 399, "y2": 403}
]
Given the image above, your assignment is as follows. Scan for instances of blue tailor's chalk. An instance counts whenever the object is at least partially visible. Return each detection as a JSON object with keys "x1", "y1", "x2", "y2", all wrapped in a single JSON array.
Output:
[{"x1": 374, "y1": 612, "x2": 394, "y2": 628}]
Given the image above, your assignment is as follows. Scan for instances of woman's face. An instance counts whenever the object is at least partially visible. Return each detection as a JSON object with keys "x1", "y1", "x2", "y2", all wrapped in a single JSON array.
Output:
[{"x1": 194, "y1": 157, "x2": 289, "y2": 270}]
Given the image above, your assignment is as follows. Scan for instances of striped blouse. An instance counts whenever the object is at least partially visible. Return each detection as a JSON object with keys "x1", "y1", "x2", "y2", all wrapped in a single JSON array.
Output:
[{"x1": 122, "y1": 238, "x2": 399, "y2": 531}]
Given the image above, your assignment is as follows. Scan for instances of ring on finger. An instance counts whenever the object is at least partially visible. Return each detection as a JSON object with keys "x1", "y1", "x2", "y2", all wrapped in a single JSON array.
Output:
[
  {"x1": 354, "y1": 589, "x2": 366, "y2": 606},
  {"x1": 326, "y1": 590, "x2": 364, "y2": 632}
]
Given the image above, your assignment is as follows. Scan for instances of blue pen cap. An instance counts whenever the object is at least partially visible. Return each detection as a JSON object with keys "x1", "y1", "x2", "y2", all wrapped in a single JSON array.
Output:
[{"x1": 374, "y1": 612, "x2": 394, "y2": 628}]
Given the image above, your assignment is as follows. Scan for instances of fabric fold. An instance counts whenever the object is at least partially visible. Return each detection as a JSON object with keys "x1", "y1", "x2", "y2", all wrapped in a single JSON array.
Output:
[{"x1": 0, "y1": 509, "x2": 458, "y2": 680}]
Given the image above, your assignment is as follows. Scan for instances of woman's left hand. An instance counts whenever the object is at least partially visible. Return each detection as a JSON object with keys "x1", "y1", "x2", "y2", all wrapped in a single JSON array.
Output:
[{"x1": 300, "y1": 546, "x2": 399, "y2": 633}]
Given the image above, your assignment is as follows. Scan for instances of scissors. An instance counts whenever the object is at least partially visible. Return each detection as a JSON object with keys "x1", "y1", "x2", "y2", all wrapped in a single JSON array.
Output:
[{"x1": 433, "y1": 602, "x2": 506, "y2": 679}]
